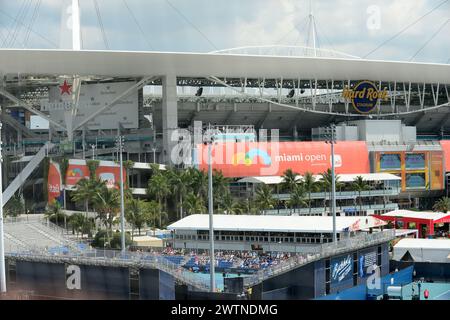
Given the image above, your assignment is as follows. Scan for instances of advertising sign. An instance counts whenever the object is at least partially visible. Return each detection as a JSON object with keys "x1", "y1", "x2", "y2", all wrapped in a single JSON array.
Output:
[
  {"x1": 66, "y1": 160, "x2": 90, "y2": 187},
  {"x1": 48, "y1": 161, "x2": 62, "y2": 204},
  {"x1": 330, "y1": 254, "x2": 353, "y2": 285},
  {"x1": 49, "y1": 159, "x2": 126, "y2": 203},
  {"x1": 342, "y1": 80, "x2": 389, "y2": 113},
  {"x1": 197, "y1": 141, "x2": 370, "y2": 178},
  {"x1": 358, "y1": 250, "x2": 377, "y2": 278},
  {"x1": 42, "y1": 82, "x2": 139, "y2": 130},
  {"x1": 439, "y1": 140, "x2": 450, "y2": 172},
  {"x1": 430, "y1": 152, "x2": 444, "y2": 190}
]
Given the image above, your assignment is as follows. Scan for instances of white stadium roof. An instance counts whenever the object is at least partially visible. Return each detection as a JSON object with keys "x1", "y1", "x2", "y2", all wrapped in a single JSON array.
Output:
[
  {"x1": 381, "y1": 210, "x2": 450, "y2": 221},
  {"x1": 167, "y1": 214, "x2": 386, "y2": 233},
  {"x1": 237, "y1": 173, "x2": 401, "y2": 184},
  {"x1": 0, "y1": 49, "x2": 449, "y2": 83}
]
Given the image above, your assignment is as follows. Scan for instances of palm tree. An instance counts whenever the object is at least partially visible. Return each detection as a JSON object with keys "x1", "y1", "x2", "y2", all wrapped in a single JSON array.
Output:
[
  {"x1": 123, "y1": 160, "x2": 134, "y2": 187},
  {"x1": 288, "y1": 184, "x2": 307, "y2": 215},
  {"x1": 320, "y1": 169, "x2": 342, "y2": 215},
  {"x1": 125, "y1": 198, "x2": 149, "y2": 239},
  {"x1": 236, "y1": 198, "x2": 259, "y2": 215},
  {"x1": 4, "y1": 194, "x2": 25, "y2": 217},
  {"x1": 45, "y1": 201, "x2": 65, "y2": 227},
  {"x1": 190, "y1": 168, "x2": 208, "y2": 199},
  {"x1": 221, "y1": 193, "x2": 240, "y2": 215},
  {"x1": 92, "y1": 185, "x2": 120, "y2": 242},
  {"x1": 433, "y1": 197, "x2": 450, "y2": 213},
  {"x1": 145, "y1": 200, "x2": 162, "y2": 235},
  {"x1": 281, "y1": 169, "x2": 299, "y2": 193},
  {"x1": 71, "y1": 178, "x2": 104, "y2": 216},
  {"x1": 303, "y1": 171, "x2": 318, "y2": 214},
  {"x1": 184, "y1": 192, "x2": 206, "y2": 215},
  {"x1": 167, "y1": 168, "x2": 189, "y2": 220},
  {"x1": 213, "y1": 169, "x2": 230, "y2": 212},
  {"x1": 86, "y1": 160, "x2": 100, "y2": 180},
  {"x1": 147, "y1": 171, "x2": 171, "y2": 227},
  {"x1": 352, "y1": 176, "x2": 369, "y2": 215},
  {"x1": 254, "y1": 184, "x2": 276, "y2": 215},
  {"x1": 69, "y1": 212, "x2": 92, "y2": 238}
]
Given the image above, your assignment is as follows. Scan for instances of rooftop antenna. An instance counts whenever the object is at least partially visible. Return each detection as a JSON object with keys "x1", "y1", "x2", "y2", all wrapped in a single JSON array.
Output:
[
  {"x1": 72, "y1": 0, "x2": 81, "y2": 51},
  {"x1": 306, "y1": 0, "x2": 318, "y2": 57}
]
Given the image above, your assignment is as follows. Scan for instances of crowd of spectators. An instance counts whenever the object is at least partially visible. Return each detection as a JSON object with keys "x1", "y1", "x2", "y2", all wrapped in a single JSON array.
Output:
[{"x1": 184, "y1": 250, "x2": 294, "y2": 271}]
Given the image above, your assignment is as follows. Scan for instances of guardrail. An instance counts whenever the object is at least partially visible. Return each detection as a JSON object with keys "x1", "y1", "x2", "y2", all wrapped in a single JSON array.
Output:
[
  {"x1": 243, "y1": 229, "x2": 395, "y2": 288},
  {"x1": 275, "y1": 189, "x2": 400, "y2": 201},
  {"x1": 265, "y1": 203, "x2": 399, "y2": 216},
  {"x1": 5, "y1": 244, "x2": 210, "y2": 292}
]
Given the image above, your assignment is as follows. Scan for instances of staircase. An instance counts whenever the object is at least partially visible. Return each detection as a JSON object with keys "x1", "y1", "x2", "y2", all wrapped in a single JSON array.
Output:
[
  {"x1": 3, "y1": 220, "x2": 81, "y2": 254},
  {"x1": 2, "y1": 142, "x2": 54, "y2": 205}
]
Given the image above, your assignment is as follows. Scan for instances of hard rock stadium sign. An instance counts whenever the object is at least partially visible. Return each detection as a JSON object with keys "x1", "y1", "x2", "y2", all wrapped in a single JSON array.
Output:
[{"x1": 342, "y1": 80, "x2": 389, "y2": 113}]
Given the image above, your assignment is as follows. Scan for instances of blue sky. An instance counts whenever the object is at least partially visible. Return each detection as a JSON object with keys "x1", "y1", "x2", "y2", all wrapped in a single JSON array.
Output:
[{"x1": 0, "y1": 0, "x2": 449, "y2": 63}]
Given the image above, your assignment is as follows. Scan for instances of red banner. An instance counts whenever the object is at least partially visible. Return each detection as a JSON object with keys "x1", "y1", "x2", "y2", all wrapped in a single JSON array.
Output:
[
  {"x1": 440, "y1": 140, "x2": 450, "y2": 172},
  {"x1": 66, "y1": 160, "x2": 90, "y2": 186},
  {"x1": 197, "y1": 141, "x2": 370, "y2": 178},
  {"x1": 47, "y1": 161, "x2": 61, "y2": 204}
]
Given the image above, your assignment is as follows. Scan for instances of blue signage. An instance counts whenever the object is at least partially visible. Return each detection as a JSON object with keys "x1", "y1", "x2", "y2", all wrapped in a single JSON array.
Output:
[
  {"x1": 358, "y1": 251, "x2": 377, "y2": 278},
  {"x1": 331, "y1": 254, "x2": 353, "y2": 284}
]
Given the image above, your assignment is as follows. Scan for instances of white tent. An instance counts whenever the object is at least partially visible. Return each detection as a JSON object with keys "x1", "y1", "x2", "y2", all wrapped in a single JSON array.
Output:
[{"x1": 393, "y1": 238, "x2": 450, "y2": 263}]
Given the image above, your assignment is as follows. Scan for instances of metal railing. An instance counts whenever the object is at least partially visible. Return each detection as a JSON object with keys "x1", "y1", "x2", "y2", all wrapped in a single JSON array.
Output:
[
  {"x1": 275, "y1": 188, "x2": 400, "y2": 200},
  {"x1": 5, "y1": 244, "x2": 210, "y2": 292},
  {"x1": 243, "y1": 229, "x2": 395, "y2": 287},
  {"x1": 264, "y1": 203, "x2": 399, "y2": 216}
]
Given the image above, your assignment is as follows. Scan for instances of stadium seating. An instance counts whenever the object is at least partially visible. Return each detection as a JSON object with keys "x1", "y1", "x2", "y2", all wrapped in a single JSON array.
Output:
[{"x1": 4, "y1": 221, "x2": 80, "y2": 254}]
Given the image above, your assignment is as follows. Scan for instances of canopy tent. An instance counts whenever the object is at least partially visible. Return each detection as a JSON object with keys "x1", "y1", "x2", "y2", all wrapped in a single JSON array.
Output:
[
  {"x1": 375, "y1": 210, "x2": 450, "y2": 238},
  {"x1": 393, "y1": 238, "x2": 450, "y2": 263}
]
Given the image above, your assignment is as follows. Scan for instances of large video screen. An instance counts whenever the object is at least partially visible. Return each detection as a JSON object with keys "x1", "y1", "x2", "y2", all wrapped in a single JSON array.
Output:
[
  {"x1": 405, "y1": 153, "x2": 425, "y2": 169},
  {"x1": 379, "y1": 153, "x2": 401, "y2": 170},
  {"x1": 405, "y1": 173, "x2": 426, "y2": 189}
]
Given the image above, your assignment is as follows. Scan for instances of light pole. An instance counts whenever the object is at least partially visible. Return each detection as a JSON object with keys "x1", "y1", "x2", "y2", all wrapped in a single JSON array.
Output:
[
  {"x1": 151, "y1": 147, "x2": 156, "y2": 164},
  {"x1": 324, "y1": 124, "x2": 337, "y2": 244},
  {"x1": 204, "y1": 125, "x2": 216, "y2": 292},
  {"x1": 90, "y1": 144, "x2": 96, "y2": 160},
  {"x1": 116, "y1": 136, "x2": 126, "y2": 254},
  {"x1": 0, "y1": 114, "x2": 6, "y2": 293}
]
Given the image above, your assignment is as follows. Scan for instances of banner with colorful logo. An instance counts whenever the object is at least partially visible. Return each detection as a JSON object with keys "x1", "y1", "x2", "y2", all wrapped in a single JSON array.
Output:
[
  {"x1": 47, "y1": 160, "x2": 62, "y2": 204},
  {"x1": 196, "y1": 141, "x2": 370, "y2": 178},
  {"x1": 48, "y1": 159, "x2": 126, "y2": 204}
]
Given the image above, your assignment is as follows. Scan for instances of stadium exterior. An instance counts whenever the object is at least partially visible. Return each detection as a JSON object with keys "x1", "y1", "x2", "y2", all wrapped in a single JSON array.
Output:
[{"x1": 0, "y1": 48, "x2": 449, "y2": 299}]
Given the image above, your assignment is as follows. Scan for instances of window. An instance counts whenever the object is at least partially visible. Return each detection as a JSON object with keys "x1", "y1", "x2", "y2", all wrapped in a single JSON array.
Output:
[
  {"x1": 405, "y1": 172, "x2": 426, "y2": 189},
  {"x1": 405, "y1": 153, "x2": 425, "y2": 169},
  {"x1": 380, "y1": 153, "x2": 401, "y2": 170}
]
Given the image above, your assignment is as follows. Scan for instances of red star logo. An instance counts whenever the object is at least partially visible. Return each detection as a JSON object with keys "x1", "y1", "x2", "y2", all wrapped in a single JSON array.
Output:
[{"x1": 59, "y1": 80, "x2": 72, "y2": 95}]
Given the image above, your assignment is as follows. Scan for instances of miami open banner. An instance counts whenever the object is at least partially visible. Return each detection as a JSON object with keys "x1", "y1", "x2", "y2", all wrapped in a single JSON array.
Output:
[
  {"x1": 196, "y1": 141, "x2": 370, "y2": 178},
  {"x1": 48, "y1": 159, "x2": 126, "y2": 204}
]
